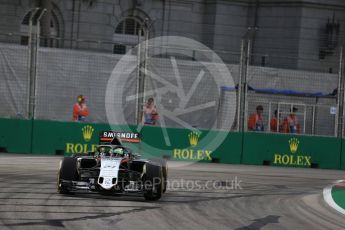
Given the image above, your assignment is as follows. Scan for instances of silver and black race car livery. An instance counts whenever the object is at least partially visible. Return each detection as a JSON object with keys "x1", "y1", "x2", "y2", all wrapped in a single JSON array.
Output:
[{"x1": 57, "y1": 131, "x2": 167, "y2": 201}]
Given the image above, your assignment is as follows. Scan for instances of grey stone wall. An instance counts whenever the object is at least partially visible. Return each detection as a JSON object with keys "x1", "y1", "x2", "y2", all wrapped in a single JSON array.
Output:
[{"x1": 0, "y1": 0, "x2": 344, "y2": 72}]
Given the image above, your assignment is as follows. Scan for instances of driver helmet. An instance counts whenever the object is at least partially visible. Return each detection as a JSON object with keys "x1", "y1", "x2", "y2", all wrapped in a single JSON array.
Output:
[{"x1": 113, "y1": 147, "x2": 124, "y2": 157}]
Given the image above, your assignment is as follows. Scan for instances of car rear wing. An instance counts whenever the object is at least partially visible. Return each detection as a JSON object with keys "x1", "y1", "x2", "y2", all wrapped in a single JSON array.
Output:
[{"x1": 99, "y1": 131, "x2": 140, "y2": 145}]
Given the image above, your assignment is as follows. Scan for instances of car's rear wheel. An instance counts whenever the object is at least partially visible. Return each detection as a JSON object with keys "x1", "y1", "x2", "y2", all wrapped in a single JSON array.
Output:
[
  {"x1": 143, "y1": 164, "x2": 163, "y2": 201},
  {"x1": 57, "y1": 157, "x2": 78, "y2": 194}
]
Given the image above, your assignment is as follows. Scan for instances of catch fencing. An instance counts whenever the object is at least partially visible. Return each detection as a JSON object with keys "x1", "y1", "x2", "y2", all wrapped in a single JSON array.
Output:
[{"x1": 0, "y1": 26, "x2": 344, "y2": 138}]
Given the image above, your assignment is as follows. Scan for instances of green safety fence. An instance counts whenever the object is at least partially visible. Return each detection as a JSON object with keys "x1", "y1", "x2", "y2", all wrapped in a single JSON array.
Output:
[{"x1": 0, "y1": 118, "x2": 343, "y2": 170}]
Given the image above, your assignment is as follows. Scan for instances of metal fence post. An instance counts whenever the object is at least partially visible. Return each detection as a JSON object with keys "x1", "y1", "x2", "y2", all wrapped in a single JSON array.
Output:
[
  {"x1": 268, "y1": 102, "x2": 272, "y2": 131},
  {"x1": 236, "y1": 39, "x2": 245, "y2": 131},
  {"x1": 33, "y1": 9, "x2": 46, "y2": 118},
  {"x1": 238, "y1": 40, "x2": 247, "y2": 132},
  {"x1": 336, "y1": 45, "x2": 345, "y2": 170},
  {"x1": 28, "y1": 9, "x2": 46, "y2": 120},
  {"x1": 336, "y1": 46, "x2": 344, "y2": 137},
  {"x1": 312, "y1": 105, "x2": 316, "y2": 135},
  {"x1": 27, "y1": 8, "x2": 39, "y2": 119},
  {"x1": 237, "y1": 28, "x2": 255, "y2": 132},
  {"x1": 238, "y1": 38, "x2": 251, "y2": 132},
  {"x1": 135, "y1": 30, "x2": 142, "y2": 124},
  {"x1": 244, "y1": 39, "x2": 251, "y2": 131},
  {"x1": 303, "y1": 105, "x2": 306, "y2": 134},
  {"x1": 277, "y1": 103, "x2": 281, "y2": 132},
  {"x1": 136, "y1": 20, "x2": 153, "y2": 125}
]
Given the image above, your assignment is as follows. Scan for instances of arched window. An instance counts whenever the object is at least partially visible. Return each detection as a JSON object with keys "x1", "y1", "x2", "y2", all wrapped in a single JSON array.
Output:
[
  {"x1": 20, "y1": 9, "x2": 61, "y2": 47},
  {"x1": 113, "y1": 18, "x2": 144, "y2": 54},
  {"x1": 115, "y1": 18, "x2": 144, "y2": 36}
]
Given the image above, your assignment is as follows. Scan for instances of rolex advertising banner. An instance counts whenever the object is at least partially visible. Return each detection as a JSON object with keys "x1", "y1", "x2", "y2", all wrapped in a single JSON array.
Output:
[
  {"x1": 341, "y1": 139, "x2": 345, "y2": 169},
  {"x1": 0, "y1": 118, "x2": 344, "y2": 170},
  {"x1": 29, "y1": 119, "x2": 242, "y2": 163},
  {"x1": 0, "y1": 118, "x2": 32, "y2": 153},
  {"x1": 242, "y1": 132, "x2": 341, "y2": 169},
  {"x1": 138, "y1": 125, "x2": 242, "y2": 164},
  {"x1": 30, "y1": 120, "x2": 140, "y2": 155},
  {"x1": 31, "y1": 120, "x2": 108, "y2": 155}
]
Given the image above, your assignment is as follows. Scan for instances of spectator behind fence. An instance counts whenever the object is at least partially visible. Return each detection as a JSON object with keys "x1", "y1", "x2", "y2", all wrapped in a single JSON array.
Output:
[
  {"x1": 248, "y1": 105, "x2": 264, "y2": 131},
  {"x1": 73, "y1": 95, "x2": 89, "y2": 122},
  {"x1": 282, "y1": 107, "x2": 300, "y2": 134},
  {"x1": 270, "y1": 110, "x2": 282, "y2": 132},
  {"x1": 143, "y1": 97, "x2": 159, "y2": 125}
]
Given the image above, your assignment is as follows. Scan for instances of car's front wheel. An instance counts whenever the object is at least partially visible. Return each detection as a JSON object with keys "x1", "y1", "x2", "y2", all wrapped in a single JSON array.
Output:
[
  {"x1": 57, "y1": 157, "x2": 78, "y2": 194},
  {"x1": 143, "y1": 163, "x2": 163, "y2": 201}
]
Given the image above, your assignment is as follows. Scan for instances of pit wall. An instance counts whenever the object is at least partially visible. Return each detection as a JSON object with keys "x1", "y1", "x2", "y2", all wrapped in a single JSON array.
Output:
[{"x1": 0, "y1": 118, "x2": 343, "y2": 170}]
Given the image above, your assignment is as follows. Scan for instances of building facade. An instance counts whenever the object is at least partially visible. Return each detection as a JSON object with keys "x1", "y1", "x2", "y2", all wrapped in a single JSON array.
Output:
[{"x1": 0, "y1": 0, "x2": 345, "y2": 71}]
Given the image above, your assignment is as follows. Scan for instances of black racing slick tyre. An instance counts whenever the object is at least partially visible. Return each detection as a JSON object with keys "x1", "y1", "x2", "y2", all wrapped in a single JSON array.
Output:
[
  {"x1": 143, "y1": 164, "x2": 163, "y2": 201},
  {"x1": 160, "y1": 160, "x2": 168, "y2": 193},
  {"x1": 57, "y1": 157, "x2": 78, "y2": 194},
  {"x1": 149, "y1": 158, "x2": 168, "y2": 193},
  {"x1": 161, "y1": 161, "x2": 168, "y2": 193}
]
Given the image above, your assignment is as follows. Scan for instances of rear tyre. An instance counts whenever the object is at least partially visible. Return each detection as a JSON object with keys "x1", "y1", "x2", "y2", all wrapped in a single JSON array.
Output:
[
  {"x1": 143, "y1": 164, "x2": 163, "y2": 201},
  {"x1": 57, "y1": 157, "x2": 78, "y2": 194}
]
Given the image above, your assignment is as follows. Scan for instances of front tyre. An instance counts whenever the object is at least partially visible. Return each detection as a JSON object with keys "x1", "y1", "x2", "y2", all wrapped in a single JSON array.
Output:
[
  {"x1": 149, "y1": 158, "x2": 168, "y2": 193},
  {"x1": 143, "y1": 164, "x2": 163, "y2": 201},
  {"x1": 57, "y1": 157, "x2": 78, "y2": 194}
]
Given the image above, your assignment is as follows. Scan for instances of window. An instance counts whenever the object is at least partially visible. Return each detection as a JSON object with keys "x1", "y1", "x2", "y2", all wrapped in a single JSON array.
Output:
[
  {"x1": 115, "y1": 18, "x2": 144, "y2": 36},
  {"x1": 113, "y1": 44, "x2": 126, "y2": 54},
  {"x1": 113, "y1": 18, "x2": 144, "y2": 54},
  {"x1": 20, "y1": 9, "x2": 60, "y2": 47}
]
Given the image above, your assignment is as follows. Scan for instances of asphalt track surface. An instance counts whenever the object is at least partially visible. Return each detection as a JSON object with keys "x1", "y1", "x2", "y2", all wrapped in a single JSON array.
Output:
[{"x1": 0, "y1": 154, "x2": 345, "y2": 230}]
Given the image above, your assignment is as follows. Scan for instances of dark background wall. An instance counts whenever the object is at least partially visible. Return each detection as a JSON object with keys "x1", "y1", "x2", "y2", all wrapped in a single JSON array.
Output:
[{"x1": 0, "y1": 0, "x2": 345, "y2": 72}]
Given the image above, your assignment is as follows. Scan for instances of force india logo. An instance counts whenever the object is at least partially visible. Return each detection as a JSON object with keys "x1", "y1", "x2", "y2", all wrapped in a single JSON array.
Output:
[
  {"x1": 273, "y1": 138, "x2": 312, "y2": 167},
  {"x1": 172, "y1": 132, "x2": 212, "y2": 161},
  {"x1": 65, "y1": 125, "x2": 98, "y2": 154}
]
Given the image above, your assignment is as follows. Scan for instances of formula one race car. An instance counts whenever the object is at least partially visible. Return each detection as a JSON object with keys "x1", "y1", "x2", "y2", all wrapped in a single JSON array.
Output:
[{"x1": 57, "y1": 131, "x2": 167, "y2": 201}]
